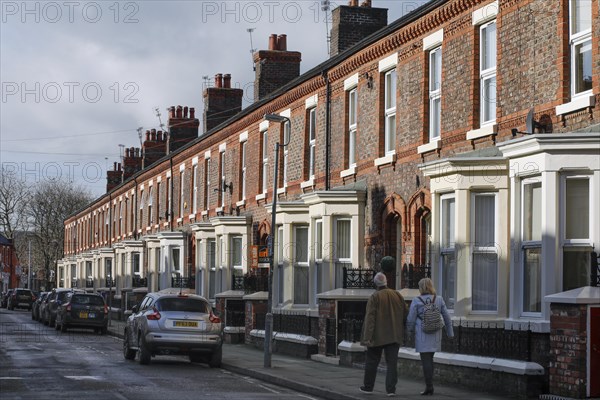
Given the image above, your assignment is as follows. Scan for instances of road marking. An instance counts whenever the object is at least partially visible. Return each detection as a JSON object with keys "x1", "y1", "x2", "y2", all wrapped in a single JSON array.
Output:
[
  {"x1": 64, "y1": 376, "x2": 104, "y2": 381},
  {"x1": 0, "y1": 377, "x2": 23, "y2": 380}
]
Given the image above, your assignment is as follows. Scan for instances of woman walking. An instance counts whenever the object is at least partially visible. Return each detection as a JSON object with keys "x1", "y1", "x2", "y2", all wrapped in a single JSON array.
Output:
[{"x1": 406, "y1": 278, "x2": 453, "y2": 395}]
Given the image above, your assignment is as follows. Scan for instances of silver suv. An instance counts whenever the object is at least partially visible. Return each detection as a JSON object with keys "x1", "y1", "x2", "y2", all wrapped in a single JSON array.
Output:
[{"x1": 123, "y1": 292, "x2": 223, "y2": 366}]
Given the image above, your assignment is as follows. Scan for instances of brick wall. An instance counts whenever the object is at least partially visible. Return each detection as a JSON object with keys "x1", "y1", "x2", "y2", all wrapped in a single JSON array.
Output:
[
  {"x1": 549, "y1": 303, "x2": 588, "y2": 398},
  {"x1": 330, "y1": 5, "x2": 388, "y2": 57}
]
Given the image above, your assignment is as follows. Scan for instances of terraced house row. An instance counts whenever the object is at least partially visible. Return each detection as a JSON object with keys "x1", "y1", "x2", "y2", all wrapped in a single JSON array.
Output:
[{"x1": 60, "y1": 0, "x2": 599, "y2": 397}]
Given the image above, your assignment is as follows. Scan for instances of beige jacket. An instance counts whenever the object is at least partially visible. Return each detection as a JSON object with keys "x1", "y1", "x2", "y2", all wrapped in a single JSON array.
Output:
[{"x1": 360, "y1": 287, "x2": 408, "y2": 347}]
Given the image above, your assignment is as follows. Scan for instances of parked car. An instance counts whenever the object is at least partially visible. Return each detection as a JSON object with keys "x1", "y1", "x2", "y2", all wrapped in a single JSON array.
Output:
[
  {"x1": 39, "y1": 293, "x2": 52, "y2": 323},
  {"x1": 123, "y1": 292, "x2": 223, "y2": 366},
  {"x1": 0, "y1": 289, "x2": 13, "y2": 308},
  {"x1": 43, "y1": 288, "x2": 84, "y2": 327},
  {"x1": 7, "y1": 289, "x2": 35, "y2": 311},
  {"x1": 31, "y1": 292, "x2": 48, "y2": 320},
  {"x1": 55, "y1": 292, "x2": 108, "y2": 334}
]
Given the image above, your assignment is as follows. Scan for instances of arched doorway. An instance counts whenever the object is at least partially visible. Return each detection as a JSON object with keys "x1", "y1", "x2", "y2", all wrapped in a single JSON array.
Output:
[{"x1": 381, "y1": 193, "x2": 407, "y2": 289}]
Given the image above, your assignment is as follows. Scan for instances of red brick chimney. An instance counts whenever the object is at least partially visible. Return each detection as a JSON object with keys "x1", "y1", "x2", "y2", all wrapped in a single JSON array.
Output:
[
  {"x1": 253, "y1": 34, "x2": 301, "y2": 102},
  {"x1": 106, "y1": 162, "x2": 122, "y2": 192},
  {"x1": 330, "y1": 1, "x2": 387, "y2": 57},
  {"x1": 142, "y1": 129, "x2": 167, "y2": 168},
  {"x1": 203, "y1": 73, "x2": 244, "y2": 133},
  {"x1": 122, "y1": 146, "x2": 143, "y2": 180},
  {"x1": 167, "y1": 105, "x2": 200, "y2": 154}
]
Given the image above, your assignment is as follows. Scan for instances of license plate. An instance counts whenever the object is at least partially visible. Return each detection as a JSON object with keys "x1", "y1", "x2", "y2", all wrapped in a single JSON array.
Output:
[
  {"x1": 79, "y1": 312, "x2": 88, "y2": 319},
  {"x1": 174, "y1": 321, "x2": 198, "y2": 328}
]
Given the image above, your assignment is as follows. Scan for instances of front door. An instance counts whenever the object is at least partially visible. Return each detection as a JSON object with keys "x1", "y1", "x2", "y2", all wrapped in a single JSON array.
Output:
[{"x1": 590, "y1": 306, "x2": 600, "y2": 397}]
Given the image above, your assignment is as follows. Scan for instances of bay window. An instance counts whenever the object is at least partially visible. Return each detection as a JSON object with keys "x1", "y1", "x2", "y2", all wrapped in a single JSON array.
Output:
[
  {"x1": 293, "y1": 226, "x2": 309, "y2": 305},
  {"x1": 471, "y1": 193, "x2": 498, "y2": 312},
  {"x1": 440, "y1": 195, "x2": 456, "y2": 309},
  {"x1": 521, "y1": 179, "x2": 542, "y2": 314}
]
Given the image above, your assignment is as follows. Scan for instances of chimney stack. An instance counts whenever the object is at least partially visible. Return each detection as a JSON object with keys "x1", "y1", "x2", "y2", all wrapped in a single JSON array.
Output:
[
  {"x1": 167, "y1": 104, "x2": 200, "y2": 153},
  {"x1": 203, "y1": 73, "x2": 243, "y2": 133},
  {"x1": 106, "y1": 162, "x2": 122, "y2": 192},
  {"x1": 329, "y1": 1, "x2": 387, "y2": 57},
  {"x1": 142, "y1": 128, "x2": 167, "y2": 169},
  {"x1": 253, "y1": 34, "x2": 301, "y2": 102}
]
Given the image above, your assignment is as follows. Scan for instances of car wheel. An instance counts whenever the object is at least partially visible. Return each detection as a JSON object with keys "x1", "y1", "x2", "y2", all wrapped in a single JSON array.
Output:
[
  {"x1": 208, "y1": 346, "x2": 222, "y2": 368},
  {"x1": 138, "y1": 335, "x2": 151, "y2": 365},
  {"x1": 123, "y1": 331, "x2": 136, "y2": 360}
]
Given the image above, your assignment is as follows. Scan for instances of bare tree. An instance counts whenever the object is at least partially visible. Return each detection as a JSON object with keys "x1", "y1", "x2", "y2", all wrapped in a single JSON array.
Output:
[
  {"x1": 0, "y1": 168, "x2": 30, "y2": 239},
  {"x1": 26, "y1": 179, "x2": 92, "y2": 289}
]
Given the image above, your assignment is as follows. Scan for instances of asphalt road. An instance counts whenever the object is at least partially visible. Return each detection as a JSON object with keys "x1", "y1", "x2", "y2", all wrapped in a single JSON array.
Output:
[{"x1": 0, "y1": 307, "x2": 324, "y2": 400}]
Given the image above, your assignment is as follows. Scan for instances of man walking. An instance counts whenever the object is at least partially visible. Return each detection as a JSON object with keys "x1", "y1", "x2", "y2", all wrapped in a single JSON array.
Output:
[{"x1": 360, "y1": 272, "x2": 407, "y2": 396}]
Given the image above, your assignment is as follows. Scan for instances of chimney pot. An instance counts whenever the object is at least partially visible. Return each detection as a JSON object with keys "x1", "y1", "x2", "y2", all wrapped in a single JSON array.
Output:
[
  {"x1": 125, "y1": 148, "x2": 130, "y2": 158},
  {"x1": 151, "y1": 129, "x2": 156, "y2": 141},
  {"x1": 169, "y1": 106, "x2": 176, "y2": 119},
  {"x1": 113, "y1": 162, "x2": 117, "y2": 171},
  {"x1": 135, "y1": 148, "x2": 140, "y2": 157},
  {"x1": 184, "y1": 106, "x2": 188, "y2": 118},
  {"x1": 130, "y1": 146, "x2": 135, "y2": 156},
  {"x1": 349, "y1": 0, "x2": 358, "y2": 6},
  {"x1": 176, "y1": 105, "x2": 183, "y2": 118},
  {"x1": 268, "y1": 34, "x2": 277, "y2": 50},
  {"x1": 157, "y1": 131, "x2": 163, "y2": 141},
  {"x1": 145, "y1": 130, "x2": 150, "y2": 141},
  {"x1": 118, "y1": 163, "x2": 122, "y2": 171},
  {"x1": 215, "y1": 73, "x2": 223, "y2": 88},
  {"x1": 360, "y1": 0, "x2": 371, "y2": 7},
  {"x1": 189, "y1": 107, "x2": 195, "y2": 119},
  {"x1": 223, "y1": 74, "x2": 231, "y2": 88},
  {"x1": 277, "y1": 34, "x2": 287, "y2": 51}
]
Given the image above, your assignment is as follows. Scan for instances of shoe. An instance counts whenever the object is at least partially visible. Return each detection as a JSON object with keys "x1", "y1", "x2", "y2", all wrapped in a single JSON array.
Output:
[
  {"x1": 386, "y1": 392, "x2": 396, "y2": 397},
  {"x1": 420, "y1": 386, "x2": 434, "y2": 395},
  {"x1": 359, "y1": 386, "x2": 373, "y2": 394}
]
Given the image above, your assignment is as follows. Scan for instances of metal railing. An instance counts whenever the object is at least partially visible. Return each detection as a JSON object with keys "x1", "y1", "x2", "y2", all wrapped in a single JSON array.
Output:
[
  {"x1": 401, "y1": 263, "x2": 431, "y2": 289},
  {"x1": 105, "y1": 278, "x2": 115, "y2": 287},
  {"x1": 132, "y1": 276, "x2": 147, "y2": 288},
  {"x1": 342, "y1": 267, "x2": 374, "y2": 289},
  {"x1": 171, "y1": 276, "x2": 195, "y2": 289},
  {"x1": 591, "y1": 252, "x2": 600, "y2": 286},
  {"x1": 234, "y1": 272, "x2": 268, "y2": 293},
  {"x1": 85, "y1": 279, "x2": 94, "y2": 288},
  {"x1": 225, "y1": 300, "x2": 245, "y2": 327}
]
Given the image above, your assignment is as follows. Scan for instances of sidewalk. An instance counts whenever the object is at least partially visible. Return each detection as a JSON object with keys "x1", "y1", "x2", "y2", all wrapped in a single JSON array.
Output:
[{"x1": 106, "y1": 320, "x2": 506, "y2": 400}]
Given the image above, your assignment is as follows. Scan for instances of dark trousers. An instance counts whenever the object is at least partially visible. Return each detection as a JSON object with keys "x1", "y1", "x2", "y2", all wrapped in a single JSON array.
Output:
[
  {"x1": 420, "y1": 352, "x2": 435, "y2": 387},
  {"x1": 363, "y1": 343, "x2": 400, "y2": 393}
]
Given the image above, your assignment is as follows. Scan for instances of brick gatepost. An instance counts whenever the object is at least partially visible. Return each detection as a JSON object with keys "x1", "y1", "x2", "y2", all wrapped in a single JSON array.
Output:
[
  {"x1": 244, "y1": 299, "x2": 267, "y2": 345},
  {"x1": 318, "y1": 299, "x2": 336, "y2": 355},
  {"x1": 549, "y1": 303, "x2": 587, "y2": 398}
]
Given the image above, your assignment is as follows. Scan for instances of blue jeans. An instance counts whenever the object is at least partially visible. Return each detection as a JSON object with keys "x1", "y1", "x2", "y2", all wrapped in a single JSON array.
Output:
[{"x1": 363, "y1": 343, "x2": 400, "y2": 393}]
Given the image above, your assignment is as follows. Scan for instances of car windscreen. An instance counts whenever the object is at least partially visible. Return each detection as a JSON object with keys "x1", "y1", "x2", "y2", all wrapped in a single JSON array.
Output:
[
  {"x1": 16, "y1": 290, "x2": 32, "y2": 298},
  {"x1": 71, "y1": 295, "x2": 104, "y2": 306},
  {"x1": 155, "y1": 298, "x2": 210, "y2": 313}
]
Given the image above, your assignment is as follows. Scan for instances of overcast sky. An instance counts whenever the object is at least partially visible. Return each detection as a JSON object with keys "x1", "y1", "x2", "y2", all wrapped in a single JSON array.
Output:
[{"x1": 1, "y1": 0, "x2": 428, "y2": 197}]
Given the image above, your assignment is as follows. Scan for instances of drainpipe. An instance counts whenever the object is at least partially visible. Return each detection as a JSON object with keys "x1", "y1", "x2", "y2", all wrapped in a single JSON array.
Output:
[
  {"x1": 169, "y1": 157, "x2": 174, "y2": 232},
  {"x1": 133, "y1": 177, "x2": 138, "y2": 240},
  {"x1": 108, "y1": 193, "x2": 113, "y2": 248},
  {"x1": 322, "y1": 69, "x2": 331, "y2": 191}
]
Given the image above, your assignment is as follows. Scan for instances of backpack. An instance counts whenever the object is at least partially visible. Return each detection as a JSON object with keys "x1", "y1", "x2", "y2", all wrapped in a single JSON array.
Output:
[{"x1": 418, "y1": 295, "x2": 444, "y2": 333}]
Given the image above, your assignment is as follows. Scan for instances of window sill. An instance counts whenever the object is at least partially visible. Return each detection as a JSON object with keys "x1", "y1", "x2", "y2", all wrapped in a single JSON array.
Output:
[
  {"x1": 236, "y1": 199, "x2": 246, "y2": 207},
  {"x1": 215, "y1": 207, "x2": 224, "y2": 214},
  {"x1": 255, "y1": 193, "x2": 266, "y2": 201},
  {"x1": 417, "y1": 139, "x2": 441, "y2": 154},
  {"x1": 277, "y1": 187, "x2": 287, "y2": 195},
  {"x1": 374, "y1": 153, "x2": 396, "y2": 167},
  {"x1": 555, "y1": 93, "x2": 595, "y2": 116},
  {"x1": 188, "y1": 213, "x2": 195, "y2": 220},
  {"x1": 300, "y1": 178, "x2": 315, "y2": 189},
  {"x1": 176, "y1": 218, "x2": 183, "y2": 223},
  {"x1": 201, "y1": 210, "x2": 208, "y2": 217},
  {"x1": 466, "y1": 124, "x2": 497, "y2": 140},
  {"x1": 163, "y1": 222, "x2": 169, "y2": 227},
  {"x1": 145, "y1": 226, "x2": 151, "y2": 232},
  {"x1": 340, "y1": 166, "x2": 356, "y2": 178}
]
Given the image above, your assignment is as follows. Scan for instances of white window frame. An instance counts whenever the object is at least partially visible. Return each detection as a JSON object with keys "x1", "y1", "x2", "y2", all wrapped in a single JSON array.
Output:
[
  {"x1": 308, "y1": 108, "x2": 316, "y2": 179},
  {"x1": 348, "y1": 88, "x2": 357, "y2": 167},
  {"x1": 262, "y1": 130, "x2": 269, "y2": 193},
  {"x1": 231, "y1": 236, "x2": 243, "y2": 275},
  {"x1": 293, "y1": 225, "x2": 309, "y2": 306},
  {"x1": 569, "y1": 0, "x2": 593, "y2": 98},
  {"x1": 470, "y1": 192, "x2": 499, "y2": 313},
  {"x1": 192, "y1": 164, "x2": 198, "y2": 214},
  {"x1": 560, "y1": 174, "x2": 593, "y2": 291},
  {"x1": 147, "y1": 185, "x2": 154, "y2": 225},
  {"x1": 132, "y1": 252, "x2": 141, "y2": 276},
  {"x1": 171, "y1": 247, "x2": 182, "y2": 276},
  {"x1": 283, "y1": 120, "x2": 290, "y2": 187},
  {"x1": 179, "y1": 171, "x2": 185, "y2": 218},
  {"x1": 384, "y1": 68, "x2": 397, "y2": 155},
  {"x1": 119, "y1": 201, "x2": 124, "y2": 236},
  {"x1": 480, "y1": 20, "x2": 497, "y2": 126},
  {"x1": 314, "y1": 219, "x2": 323, "y2": 297},
  {"x1": 520, "y1": 177, "x2": 542, "y2": 316},
  {"x1": 440, "y1": 193, "x2": 456, "y2": 310},
  {"x1": 277, "y1": 225, "x2": 284, "y2": 305},
  {"x1": 429, "y1": 46, "x2": 442, "y2": 141},
  {"x1": 241, "y1": 141, "x2": 247, "y2": 200},
  {"x1": 207, "y1": 239, "x2": 216, "y2": 300},
  {"x1": 205, "y1": 158, "x2": 211, "y2": 210},
  {"x1": 220, "y1": 151, "x2": 226, "y2": 208}
]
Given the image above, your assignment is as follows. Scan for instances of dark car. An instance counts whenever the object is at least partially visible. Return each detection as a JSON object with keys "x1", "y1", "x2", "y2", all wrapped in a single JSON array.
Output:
[
  {"x1": 43, "y1": 288, "x2": 84, "y2": 327},
  {"x1": 1, "y1": 289, "x2": 13, "y2": 308},
  {"x1": 123, "y1": 292, "x2": 223, "y2": 366},
  {"x1": 55, "y1": 292, "x2": 108, "y2": 334},
  {"x1": 32, "y1": 292, "x2": 48, "y2": 320},
  {"x1": 7, "y1": 289, "x2": 35, "y2": 311}
]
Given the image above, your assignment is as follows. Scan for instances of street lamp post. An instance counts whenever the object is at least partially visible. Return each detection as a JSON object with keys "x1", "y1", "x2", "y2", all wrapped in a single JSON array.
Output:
[{"x1": 262, "y1": 113, "x2": 291, "y2": 368}]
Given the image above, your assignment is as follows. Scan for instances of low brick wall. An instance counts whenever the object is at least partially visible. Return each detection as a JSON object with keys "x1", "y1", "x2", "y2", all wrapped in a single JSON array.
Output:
[
  {"x1": 396, "y1": 358, "x2": 543, "y2": 399},
  {"x1": 250, "y1": 335, "x2": 318, "y2": 359}
]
